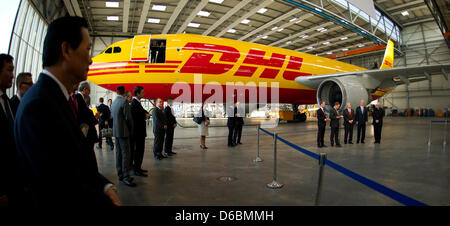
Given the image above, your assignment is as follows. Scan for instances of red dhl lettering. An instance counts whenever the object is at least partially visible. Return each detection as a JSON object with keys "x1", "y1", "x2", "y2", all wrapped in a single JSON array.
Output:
[{"x1": 179, "y1": 42, "x2": 312, "y2": 80}]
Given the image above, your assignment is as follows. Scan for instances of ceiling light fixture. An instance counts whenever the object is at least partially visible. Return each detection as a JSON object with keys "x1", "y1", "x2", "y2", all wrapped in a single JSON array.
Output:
[
  {"x1": 257, "y1": 8, "x2": 267, "y2": 14},
  {"x1": 106, "y1": 2, "x2": 119, "y2": 7},
  {"x1": 152, "y1": 5, "x2": 166, "y2": 11},
  {"x1": 107, "y1": 16, "x2": 119, "y2": 21},
  {"x1": 198, "y1": 11, "x2": 211, "y2": 17},
  {"x1": 241, "y1": 19, "x2": 250, "y2": 24},
  {"x1": 148, "y1": 18, "x2": 160, "y2": 23},
  {"x1": 188, "y1": 23, "x2": 200, "y2": 28}
]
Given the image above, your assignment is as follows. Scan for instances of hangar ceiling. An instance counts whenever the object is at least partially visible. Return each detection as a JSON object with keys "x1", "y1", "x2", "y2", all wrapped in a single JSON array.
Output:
[{"x1": 30, "y1": 0, "x2": 434, "y2": 57}]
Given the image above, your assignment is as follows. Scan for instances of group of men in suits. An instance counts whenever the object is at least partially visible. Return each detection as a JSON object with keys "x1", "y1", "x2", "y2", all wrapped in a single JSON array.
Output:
[
  {"x1": 317, "y1": 99, "x2": 384, "y2": 148},
  {"x1": 227, "y1": 102, "x2": 244, "y2": 147},
  {"x1": 4, "y1": 16, "x2": 122, "y2": 206},
  {"x1": 152, "y1": 97, "x2": 178, "y2": 160}
]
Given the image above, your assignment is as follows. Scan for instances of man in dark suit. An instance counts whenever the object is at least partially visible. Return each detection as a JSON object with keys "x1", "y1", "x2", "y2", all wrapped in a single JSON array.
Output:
[
  {"x1": 111, "y1": 86, "x2": 136, "y2": 187},
  {"x1": 152, "y1": 98, "x2": 167, "y2": 160},
  {"x1": 355, "y1": 99, "x2": 368, "y2": 144},
  {"x1": 343, "y1": 102, "x2": 355, "y2": 144},
  {"x1": 10, "y1": 72, "x2": 33, "y2": 115},
  {"x1": 164, "y1": 97, "x2": 177, "y2": 155},
  {"x1": 130, "y1": 86, "x2": 150, "y2": 176},
  {"x1": 233, "y1": 102, "x2": 244, "y2": 145},
  {"x1": 97, "y1": 97, "x2": 114, "y2": 150},
  {"x1": 76, "y1": 81, "x2": 100, "y2": 152},
  {"x1": 226, "y1": 103, "x2": 235, "y2": 147},
  {"x1": 14, "y1": 17, "x2": 120, "y2": 206},
  {"x1": 0, "y1": 54, "x2": 30, "y2": 206},
  {"x1": 372, "y1": 102, "x2": 385, "y2": 144},
  {"x1": 330, "y1": 102, "x2": 342, "y2": 147},
  {"x1": 317, "y1": 101, "x2": 328, "y2": 148}
]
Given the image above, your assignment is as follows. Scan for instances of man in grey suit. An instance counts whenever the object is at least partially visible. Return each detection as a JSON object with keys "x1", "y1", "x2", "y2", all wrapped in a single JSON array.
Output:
[
  {"x1": 152, "y1": 98, "x2": 167, "y2": 160},
  {"x1": 111, "y1": 86, "x2": 136, "y2": 187}
]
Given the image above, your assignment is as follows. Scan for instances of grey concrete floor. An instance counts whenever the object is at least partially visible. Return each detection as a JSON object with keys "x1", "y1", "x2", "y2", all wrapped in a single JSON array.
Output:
[{"x1": 95, "y1": 117, "x2": 450, "y2": 206}]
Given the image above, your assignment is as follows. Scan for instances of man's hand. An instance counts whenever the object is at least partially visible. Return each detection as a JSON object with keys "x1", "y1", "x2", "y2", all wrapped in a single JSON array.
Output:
[
  {"x1": 173, "y1": 124, "x2": 177, "y2": 128},
  {"x1": 356, "y1": 121, "x2": 359, "y2": 125},
  {"x1": 105, "y1": 188, "x2": 121, "y2": 206},
  {"x1": 145, "y1": 113, "x2": 150, "y2": 120},
  {"x1": 349, "y1": 120, "x2": 353, "y2": 124},
  {"x1": 95, "y1": 112, "x2": 101, "y2": 120},
  {"x1": 105, "y1": 121, "x2": 108, "y2": 126},
  {"x1": 365, "y1": 121, "x2": 368, "y2": 125},
  {"x1": 206, "y1": 120, "x2": 210, "y2": 126},
  {"x1": 376, "y1": 120, "x2": 379, "y2": 123},
  {"x1": 164, "y1": 125, "x2": 167, "y2": 129}
]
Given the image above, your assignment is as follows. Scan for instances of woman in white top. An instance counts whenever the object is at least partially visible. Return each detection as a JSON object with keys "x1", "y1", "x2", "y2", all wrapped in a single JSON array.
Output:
[{"x1": 197, "y1": 104, "x2": 210, "y2": 149}]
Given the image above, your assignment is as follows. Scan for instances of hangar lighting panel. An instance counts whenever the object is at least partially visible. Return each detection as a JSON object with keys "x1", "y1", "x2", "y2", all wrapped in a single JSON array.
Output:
[
  {"x1": 401, "y1": 11, "x2": 409, "y2": 16},
  {"x1": 358, "y1": 44, "x2": 365, "y2": 47},
  {"x1": 300, "y1": 34, "x2": 308, "y2": 38},
  {"x1": 286, "y1": 41, "x2": 292, "y2": 44},
  {"x1": 262, "y1": 35, "x2": 268, "y2": 39},
  {"x1": 198, "y1": 11, "x2": 211, "y2": 17},
  {"x1": 148, "y1": 18, "x2": 160, "y2": 23},
  {"x1": 323, "y1": 41, "x2": 330, "y2": 45},
  {"x1": 277, "y1": 28, "x2": 284, "y2": 32},
  {"x1": 340, "y1": 37, "x2": 348, "y2": 40},
  {"x1": 316, "y1": 27, "x2": 325, "y2": 32},
  {"x1": 320, "y1": 29, "x2": 327, "y2": 32},
  {"x1": 327, "y1": 51, "x2": 333, "y2": 54},
  {"x1": 107, "y1": 16, "x2": 119, "y2": 21},
  {"x1": 209, "y1": 0, "x2": 224, "y2": 4},
  {"x1": 188, "y1": 23, "x2": 200, "y2": 28},
  {"x1": 307, "y1": 46, "x2": 314, "y2": 50},
  {"x1": 241, "y1": 19, "x2": 250, "y2": 24},
  {"x1": 152, "y1": 5, "x2": 166, "y2": 11},
  {"x1": 106, "y1": 2, "x2": 119, "y2": 7},
  {"x1": 257, "y1": 8, "x2": 267, "y2": 14},
  {"x1": 342, "y1": 48, "x2": 349, "y2": 51},
  {"x1": 271, "y1": 26, "x2": 278, "y2": 31},
  {"x1": 289, "y1": 17, "x2": 297, "y2": 22},
  {"x1": 227, "y1": 29, "x2": 236, "y2": 33}
]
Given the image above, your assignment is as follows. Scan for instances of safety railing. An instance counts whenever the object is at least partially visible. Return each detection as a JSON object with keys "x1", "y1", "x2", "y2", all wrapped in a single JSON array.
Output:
[
  {"x1": 427, "y1": 120, "x2": 449, "y2": 152},
  {"x1": 255, "y1": 125, "x2": 428, "y2": 206}
]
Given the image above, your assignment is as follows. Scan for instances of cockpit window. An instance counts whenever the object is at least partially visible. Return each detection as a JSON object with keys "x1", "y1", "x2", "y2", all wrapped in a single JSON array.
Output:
[
  {"x1": 105, "y1": 47, "x2": 113, "y2": 54},
  {"x1": 113, "y1": 47, "x2": 122, "y2": 53}
]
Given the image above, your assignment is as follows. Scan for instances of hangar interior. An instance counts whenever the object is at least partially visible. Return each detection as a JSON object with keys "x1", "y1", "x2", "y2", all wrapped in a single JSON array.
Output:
[{"x1": 5, "y1": 0, "x2": 450, "y2": 206}]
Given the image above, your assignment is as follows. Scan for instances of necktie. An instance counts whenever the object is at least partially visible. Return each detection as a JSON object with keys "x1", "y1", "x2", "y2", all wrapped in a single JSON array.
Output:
[
  {"x1": 1, "y1": 94, "x2": 14, "y2": 128},
  {"x1": 68, "y1": 96, "x2": 78, "y2": 120}
]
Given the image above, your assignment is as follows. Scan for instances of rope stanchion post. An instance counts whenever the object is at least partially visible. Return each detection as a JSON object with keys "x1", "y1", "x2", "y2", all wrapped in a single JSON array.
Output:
[
  {"x1": 443, "y1": 117, "x2": 447, "y2": 152},
  {"x1": 428, "y1": 120, "x2": 432, "y2": 150},
  {"x1": 253, "y1": 125, "x2": 263, "y2": 162},
  {"x1": 266, "y1": 133, "x2": 284, "y2": 189},
  {"x1": 314, "y1": 153, "x2": 327, "y2": 206}
]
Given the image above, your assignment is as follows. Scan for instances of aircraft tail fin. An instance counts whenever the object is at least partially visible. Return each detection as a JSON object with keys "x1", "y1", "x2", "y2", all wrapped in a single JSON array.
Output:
[{"x1": 380, "y1": 40, "x2": 394, "y2": 69}]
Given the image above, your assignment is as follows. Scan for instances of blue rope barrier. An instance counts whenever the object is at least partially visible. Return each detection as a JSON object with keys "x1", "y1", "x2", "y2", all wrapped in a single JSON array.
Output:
[
  {"x1": 431, "y1": 121, "x2": 450, "y2": 123},
  {"x1": 258, "y1": 127, "x2": 428, "y2": 206}
]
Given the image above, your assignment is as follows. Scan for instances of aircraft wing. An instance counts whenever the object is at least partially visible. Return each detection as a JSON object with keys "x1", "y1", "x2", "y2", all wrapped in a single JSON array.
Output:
[{"x1": 295, "y1": 63, "x2": 450, "y2": 89}]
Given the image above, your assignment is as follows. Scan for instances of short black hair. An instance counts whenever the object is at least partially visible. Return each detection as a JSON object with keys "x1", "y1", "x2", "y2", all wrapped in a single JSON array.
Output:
[
  {"x1": 133, "y1": 86, "x2": 144, "y2": 96},
  {"x1": 0, "y1": 54, "x2": 13, "y2": 71},
  {"x1": 335, "y1": 102, "x2": 340, "y2": 106},
  {"x1": 99, "y1": 97, "x2": 104, "y2": 103},
  {"x1": 43, "y1": 16, "x2": 89, "y2": 67},
  {"x1": 16, "y1": 72, "x2": 32, "y2": 88},
  {"x1": 116, "y1": 86, "x2": 125, "y2": 95},
  {"x1": 167, "y1": 97, "x2": 174, "y2": 101}
]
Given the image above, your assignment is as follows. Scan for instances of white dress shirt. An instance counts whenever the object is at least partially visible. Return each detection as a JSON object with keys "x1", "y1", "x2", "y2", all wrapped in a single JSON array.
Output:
[{"x1": 43, "y1": 69, "x2": 69, "y2": 101}]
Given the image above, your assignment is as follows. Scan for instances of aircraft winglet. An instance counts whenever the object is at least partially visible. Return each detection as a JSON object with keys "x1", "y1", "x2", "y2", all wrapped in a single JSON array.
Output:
[{"x1": 380, "y1": 40, "x2": 394, "y2": 69}]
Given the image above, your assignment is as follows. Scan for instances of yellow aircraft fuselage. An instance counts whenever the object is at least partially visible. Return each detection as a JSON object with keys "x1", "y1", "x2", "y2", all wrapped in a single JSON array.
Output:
[{"x1": 88, "y1": 34, "x2": 385, "y2": 104}]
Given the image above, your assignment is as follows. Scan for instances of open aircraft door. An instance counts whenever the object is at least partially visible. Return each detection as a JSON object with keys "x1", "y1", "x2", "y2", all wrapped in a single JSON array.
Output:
[{"x1": 130, "y1": 35, "x2": 151, "y2": 62}]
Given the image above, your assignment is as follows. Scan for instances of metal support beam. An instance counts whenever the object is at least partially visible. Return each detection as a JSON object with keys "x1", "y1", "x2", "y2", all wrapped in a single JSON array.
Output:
[
  {"x1": 70, "y1": 0, "x2": 82, "y2": 17},
  {"x1": 251, "y1": 12, "x2": 312, "y2": 43},
  {"x1": 63, "y1": 0, "x2": 75, "y2": 16},
  {"x1": 202, "y1": 0, "x2": 252, "y2": 36},
  {"x1": 137, "y1": 0, "x2": 151, "y2": 34},
  {"x1": 442, "y1": 68, "x2": 448, "y2": 80},
  {"x1": 216, "y1": 0, "x2": 274, "y2": 37},
  {"x1": 123, "y1": 0, "x2": 130, "y2": 33},
  {"x1": 162, "y1": 0, "x2": 189, "y2": 34},
  {"x1": 270, "y1": 21, "x2": 334, "y2": 46},
  {"x1": 239, "y1": 8, "x2": 302, "y2": 41},
  {"x1": 176, "y1": 0, "x2": 209, "y2": 34}
]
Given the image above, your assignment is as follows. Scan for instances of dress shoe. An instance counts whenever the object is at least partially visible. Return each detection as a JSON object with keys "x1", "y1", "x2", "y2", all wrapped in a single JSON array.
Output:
[
  {"x1": 349, "y1": 142, "x2": 353, "y2": 144},
  {"x1": 139, "y1": 168, "x2": 148, "y2": 173},
  {"x1": 154, "y1": 156, "x2": 163, "y2": 160},
  {"x1": 331, "y1": 144, "x2": 334, "y2": 147},
  {"x1": 237, "y1": 142, "x2": 242, "y2": 145},
  {"x1": 121, "y1": 179, "x2": 136, "y2": 187},
  {"x1": 322, "y1": 145, "x2": 327, "y2": 148},
  {"x1": 336, "y1": 144, "x2": 342, "y2": 147},
  {"x1": 356, "y1": 141, "x2": 360, "y2": 144},
  {"x1": 344, "y1": 142, "x2": 347, "y2": 144},
  {"x1": 134, "y1": 171, "x2": 148, "y2": 177},
  {"x1": 318, "y1": 145, "x2": 322, "y2": 148},
  {"x1": 162, "y1": 153, "x2": 169, "y2": 158},
  {"x1": 167, "y1": 152, "x2": 177, "y2": 155},
  {"x1": 361, "y1": 141, "x2": 365, "y2": 144}
]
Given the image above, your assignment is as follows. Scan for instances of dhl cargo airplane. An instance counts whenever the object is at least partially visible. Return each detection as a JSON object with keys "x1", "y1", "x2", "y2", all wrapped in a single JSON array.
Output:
[{"x1": 88, "y1": 34, "x2": 450, "y2": 113}]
